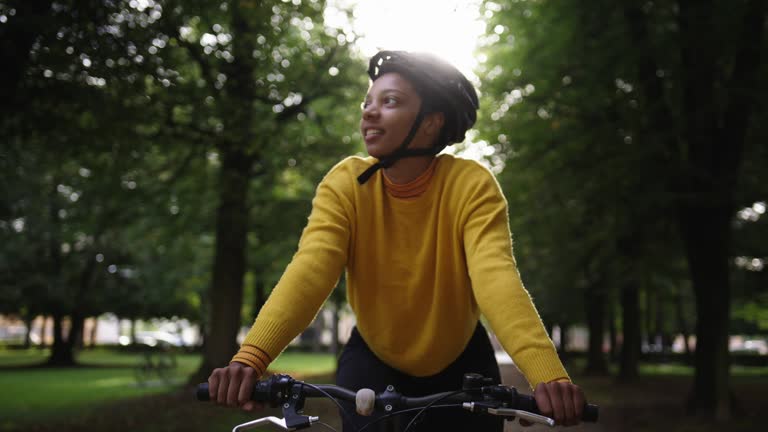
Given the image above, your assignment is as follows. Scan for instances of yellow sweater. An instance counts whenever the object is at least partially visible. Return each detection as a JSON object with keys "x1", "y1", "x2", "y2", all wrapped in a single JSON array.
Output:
[{"x1": 233, "y1": 154, "x2": 569, "y2": 386}]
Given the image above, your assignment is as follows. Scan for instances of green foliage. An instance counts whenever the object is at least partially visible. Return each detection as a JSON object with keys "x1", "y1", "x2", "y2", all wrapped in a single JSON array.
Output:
[
  {"x1": 476, "y1": 0, "x2": 767, "y2": 332},
  {"x1": 477, "y1": 0, "x2": 671, "y2": 324},
  {"x1": 0, "y1": 0, "x2": 368, "y2": 332}
]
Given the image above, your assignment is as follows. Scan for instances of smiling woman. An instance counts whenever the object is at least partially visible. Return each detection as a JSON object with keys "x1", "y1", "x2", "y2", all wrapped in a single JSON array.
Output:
[{"x1": 326, "y1": 0, "x2": 507, "y2": 173}]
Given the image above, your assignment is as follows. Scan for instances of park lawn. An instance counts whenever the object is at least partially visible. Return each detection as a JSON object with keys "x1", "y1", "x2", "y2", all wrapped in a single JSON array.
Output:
[
  {"x1": 0, "y1": 348, "x2": 199, "y2": 430},
  {"x1": 267, "y1": 351, "x2": 338, "y2": 376},
  {"x1": 0, "y1": 347, "x2": 50, "y2": 366},
  {"x1": 0, "y1": 348, "x2": 336, "y2": 431}
]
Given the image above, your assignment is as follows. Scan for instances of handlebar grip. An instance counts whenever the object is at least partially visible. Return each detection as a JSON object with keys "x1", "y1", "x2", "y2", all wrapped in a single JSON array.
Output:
[
  {"x1": 194, "y1": 379, "x2": 282, "y2": 404},
  {"x1": 196, "y1": 383, "x2": 210, "y2": 401},
  {"x1": 516, "y1": 393, "x2": 598, "y2": 422}
]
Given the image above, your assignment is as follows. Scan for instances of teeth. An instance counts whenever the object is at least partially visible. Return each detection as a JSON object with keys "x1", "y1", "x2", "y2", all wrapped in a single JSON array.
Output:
[{"x1": 366, "y1": 129, "x2": 383, "y2": 137}]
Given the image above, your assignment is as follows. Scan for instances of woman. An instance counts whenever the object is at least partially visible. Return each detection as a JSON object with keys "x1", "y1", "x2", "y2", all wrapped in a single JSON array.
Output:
[{"x1": 208, "y1": 51, "x2": 587, "y2": 431}]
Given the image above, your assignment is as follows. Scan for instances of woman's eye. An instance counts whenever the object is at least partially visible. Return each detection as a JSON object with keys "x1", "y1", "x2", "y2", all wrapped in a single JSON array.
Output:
[{"x1": 361, "y1": 96, "x2": 398, "y2": 110}]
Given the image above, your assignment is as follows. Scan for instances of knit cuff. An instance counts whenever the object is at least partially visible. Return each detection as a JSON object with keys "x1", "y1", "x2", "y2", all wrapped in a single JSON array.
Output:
[
  {"x1": 513, "y1": 348, "x2": 571, "y2": 389},
  {"x1": 231, "y1": 344, "x2": 273, "y2": 376},
  {"x1": 230, "y1": 315, "x2": 301, "y2": 377}
]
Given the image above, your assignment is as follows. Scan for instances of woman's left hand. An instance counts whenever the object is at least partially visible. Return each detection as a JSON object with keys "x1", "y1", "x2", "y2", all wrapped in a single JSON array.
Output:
[{"x1": 526, "y1": 380, "x2": 586, "y2": 426}]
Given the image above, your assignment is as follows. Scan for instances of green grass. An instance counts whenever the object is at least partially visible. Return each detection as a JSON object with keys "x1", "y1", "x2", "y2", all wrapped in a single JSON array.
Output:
[
  {"x1": 0, "y1": 347, "x2": 49, "y2": 366},
  {"x1": 269, "y1": 351, "x2": 337, "y2": 375},
  {"x1": 0, "y1": 347, "x2": 336, "y2": 430},
  {"x1": 0, "y1": 349, "x2": 200, "y2": 426},
  {"x1": 640, "y1": 362, "x2": 768, "y2": 376}
]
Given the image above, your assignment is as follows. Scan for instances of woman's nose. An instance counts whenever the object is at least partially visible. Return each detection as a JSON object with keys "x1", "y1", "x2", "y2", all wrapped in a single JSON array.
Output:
[{"x1": 362, "y1": 103, "x2": 378, "y2": 119}]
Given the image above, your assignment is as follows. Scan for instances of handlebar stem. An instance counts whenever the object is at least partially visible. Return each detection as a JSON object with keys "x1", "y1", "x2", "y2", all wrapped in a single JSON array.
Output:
[{"x1": 376, "y1": 386, "x2": 401, "y2": 412}]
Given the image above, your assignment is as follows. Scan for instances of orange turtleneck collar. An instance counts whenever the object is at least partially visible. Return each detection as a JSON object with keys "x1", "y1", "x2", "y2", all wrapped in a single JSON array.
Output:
[{"x1": 383, "y1": 158, "x2": 438, "y2": 199}]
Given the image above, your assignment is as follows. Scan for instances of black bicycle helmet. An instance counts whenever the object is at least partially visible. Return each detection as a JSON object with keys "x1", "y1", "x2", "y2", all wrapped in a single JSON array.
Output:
[{"x1": 357, "y1": 50, "x2": 479, "y2": 184}]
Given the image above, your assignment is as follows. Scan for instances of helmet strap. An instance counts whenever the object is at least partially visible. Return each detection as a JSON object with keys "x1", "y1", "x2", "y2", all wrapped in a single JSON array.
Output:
[{"x1": 357, "y1": 110, "x2": 438, "y2": 184}]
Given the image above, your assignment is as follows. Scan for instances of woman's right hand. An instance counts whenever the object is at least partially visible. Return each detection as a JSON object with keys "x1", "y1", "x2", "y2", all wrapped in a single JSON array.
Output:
[{"x1": 208, "y1": 361, "x2": 264, "y2": 411}]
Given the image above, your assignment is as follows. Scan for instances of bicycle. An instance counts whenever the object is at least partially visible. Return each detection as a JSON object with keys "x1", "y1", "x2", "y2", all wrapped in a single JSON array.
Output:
[
  {"x1": 134, "y1": 344, "x2": 178, "y2": 387},
  {"x1": 196, "y1": 372, "x2": 599, "y2": 432}
]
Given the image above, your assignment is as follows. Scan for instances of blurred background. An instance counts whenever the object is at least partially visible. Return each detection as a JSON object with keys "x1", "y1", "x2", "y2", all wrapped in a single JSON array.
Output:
[{"x1": 0, "y1": 0, "x2": 766, "y2": 431}]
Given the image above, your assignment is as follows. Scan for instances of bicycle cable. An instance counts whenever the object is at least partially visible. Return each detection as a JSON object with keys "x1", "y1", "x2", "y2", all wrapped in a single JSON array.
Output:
[
  {"x1": 300, "y1": 380, "x2": 468, "y2": 432},
  {"x1": 402, "y1": 390, "x2": 468, "y2": 432},
  {"x1": 299, "y1": 382, "x2": 361, "y2": 432},
  {"x1": 357, "y1": 404, "x2": 464, "y2": 432},
  {"x1": 315, "y1": 421, "x2": 338, "y2": 432}
]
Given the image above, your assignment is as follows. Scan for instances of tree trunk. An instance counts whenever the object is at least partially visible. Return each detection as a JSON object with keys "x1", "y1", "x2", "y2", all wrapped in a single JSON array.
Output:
[
  {"x1": 676, "y1": 0, "x2": 766, "y2": 418},
  {"x1": 655, "y1": 287, "x2": 669, "y2": 354},
  {"x1": 130, "y1": 318, "x2": 138, "y2": 345},
  {"x1": 607, "y1": 297, "x2": 618, "y2": 362},
  {"x1": 674, "y1": 286, "x2": 693, "y2": 362},
  {"x1": 312, "y1": 312, "x2": 324, "y2": 353},
  {"x1": 194, "y1": 146, "x2": 253, "y2": 381},
  {"x1": 68, "y1": 312, "x2": 85, "y2": 352},
  {"x1": 23, "y1": 314, "x2": 33, "y2": 349},
  {"x1": 643, "y1": 286, "x2": 652, "y2": 351},
  {"x1": 47, "y1": 313, "x2": 75, "y2": 366},
  {"x1": 40, "y1": 316, "x2": 51, "y2": 349},
  {"x1": 619, "y1": 281, "x2": 640, "y2": 381},
  {"x1": 89, "y1": 317, "x2": 98, "y2": 348},
  {"x1": 191, "y1": 0, "x2": 259, "y2": 384},
  {"x1": 46, "y1": 179, "x2": 70, "y2": 365},
  {"x1": 69, "y1": 257, "x2": 96, "y2": 352},
  {"x1": 679, "y1": 207, "x2": 732, "y2": 419},
  {"x1": 47, "y1": 314, "x2": 83, "y2": 366},
  {"x1": 331, "y1": 303, "x2": 340, "y2": 357},
  {"x1": 584, "y1": 286, "x2": 608, "y2": 375}
]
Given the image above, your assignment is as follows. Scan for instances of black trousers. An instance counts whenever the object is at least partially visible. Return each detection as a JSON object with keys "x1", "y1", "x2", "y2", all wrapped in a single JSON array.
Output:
[{"x1": 335, "y1": 323, "x2": 504, "y2": 432}]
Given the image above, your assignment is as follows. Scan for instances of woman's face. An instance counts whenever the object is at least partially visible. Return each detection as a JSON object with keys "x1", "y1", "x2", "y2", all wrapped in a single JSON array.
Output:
[{"x1": 360, "y1": 72, "x2": 439, "y2": 159}]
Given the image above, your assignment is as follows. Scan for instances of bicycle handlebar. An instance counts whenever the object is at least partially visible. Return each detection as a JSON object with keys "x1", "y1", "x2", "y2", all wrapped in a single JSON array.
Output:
[{"x1": 196, "y1": 373, "x2": 599, "y2": 424}]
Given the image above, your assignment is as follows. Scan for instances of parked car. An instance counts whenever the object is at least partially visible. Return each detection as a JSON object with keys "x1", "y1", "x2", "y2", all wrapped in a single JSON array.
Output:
[
  {"x1": 119, "y1": 331, "x2": 184, "y2": 348},
  {"x1": 730, "y1": 338, "x2": 768, "y2": 355}
]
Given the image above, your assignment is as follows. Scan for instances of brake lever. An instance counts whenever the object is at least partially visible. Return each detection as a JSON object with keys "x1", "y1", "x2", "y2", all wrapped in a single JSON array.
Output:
[
  {"x1": 463, "y1": 402, "x2": 555, "y2": 427},
  {"x1": 232, "y1": 415, "x2": 320, "y2": 432},
  {"x1": 233, "y1": 416, "x2": 288, "y2": 431},
  {"x1": 487, "y1": 408, "x2": 555, "y2": 427}
]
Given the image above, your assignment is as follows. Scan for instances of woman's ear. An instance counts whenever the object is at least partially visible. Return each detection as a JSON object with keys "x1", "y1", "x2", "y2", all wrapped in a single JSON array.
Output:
[{"x1": 423, "y1": 112, "x2": 445, "y2": 136}]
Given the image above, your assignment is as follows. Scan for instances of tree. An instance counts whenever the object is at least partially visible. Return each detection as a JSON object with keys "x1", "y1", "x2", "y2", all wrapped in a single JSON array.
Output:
[
  {"x1": 0, "y1": 0, "x2": 217, "y2": 364},
  {"x1": 1, "y1": 1, "x2": 367, "y2": 371},
  {"x1": 478, "y1": 0, "x2": 767, "y2": 418},
  {"x1": 477, "y1": 0, "x2": 674, "y2": 378},
  {"x1": 622, "y1": 0, "x2": 766, "y2": 417},
  {"x1": 145, "y1": 0, "x2": 366, "y2": 380}
]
